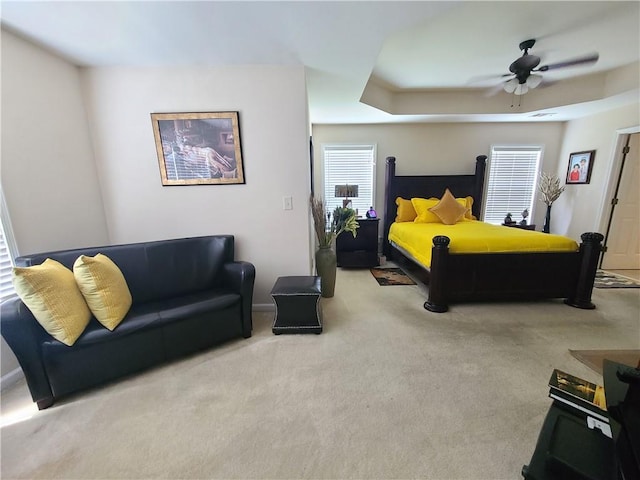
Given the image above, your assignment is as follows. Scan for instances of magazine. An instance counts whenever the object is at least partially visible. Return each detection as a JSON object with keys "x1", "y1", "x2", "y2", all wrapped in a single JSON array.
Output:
[{"x1": 548, "y1": 369, "x2": 607, "y2": 411}]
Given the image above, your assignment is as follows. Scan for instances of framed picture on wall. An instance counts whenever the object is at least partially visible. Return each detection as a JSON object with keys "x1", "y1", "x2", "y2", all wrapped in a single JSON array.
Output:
[
  {"x1": 151, "y1": 111, "x2": 245, "y2": 185},
  {"x1": 565, "y1": 150, "x2": 595, "y2": 185}
]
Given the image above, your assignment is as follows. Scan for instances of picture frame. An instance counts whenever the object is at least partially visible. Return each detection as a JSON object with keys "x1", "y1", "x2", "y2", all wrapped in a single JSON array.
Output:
[
  {"x1": 151, "y1": 111, "x2": 245, "y2": 185},
  {"x1": 565, "y1": 150, "x2": 595, "y2": 185}
]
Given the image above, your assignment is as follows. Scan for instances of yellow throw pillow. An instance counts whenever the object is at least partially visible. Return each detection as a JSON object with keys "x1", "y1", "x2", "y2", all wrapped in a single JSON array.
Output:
[
  {"x1": 73, "y1": 254, "x2": 132, "y2": 331},
  {"x1": 460, "y1": 196, "x2": 475, "y2": 220},
  {"x1": 428, "y1": 189, "x2": 469, "y2": 225},
  {"x1": 12, "y1": 259, "x2": 91, "y2": 346},
  {"x1": 411, "y1": 197, "x2": 441, "y2": 223},
  {"x1": 395, "y1": 197, "x2": 417, "y2": 222}
]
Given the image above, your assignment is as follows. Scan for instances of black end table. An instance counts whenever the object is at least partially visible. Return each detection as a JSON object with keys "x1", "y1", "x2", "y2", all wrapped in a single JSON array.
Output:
[
  {"x1": 270, "y1": 276, "x2": 322, "y2": 334},
  {"x1": 502, "y1": 223, "x2": 536, "y2": 230},
  {"x1": 336, "y1": 218, "x2": 379, "y2": 267}
]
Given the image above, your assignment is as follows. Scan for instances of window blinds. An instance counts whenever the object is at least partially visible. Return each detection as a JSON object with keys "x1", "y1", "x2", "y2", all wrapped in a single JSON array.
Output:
[
  {"x1": 0, "y1": 191, "x2": 17, "y2": 302},
  {"x1": 0, "y1": 229, "x2": 15, "y2": 302},
  {"x1": 323, "y1": 145, "x2": 375, "y2": 216},
  {"x1": 483, "y1": 146, "x2": 542, "y2": 225}
]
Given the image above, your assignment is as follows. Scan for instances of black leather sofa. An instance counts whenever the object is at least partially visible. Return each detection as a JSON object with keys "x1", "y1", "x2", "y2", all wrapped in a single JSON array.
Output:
[{"x1": 1, "y1": 235, "x2": 255, "y2": 409}]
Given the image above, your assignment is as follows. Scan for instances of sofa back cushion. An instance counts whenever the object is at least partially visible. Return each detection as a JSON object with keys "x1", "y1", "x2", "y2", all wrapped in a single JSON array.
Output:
[
  {"x1": 145, "y1": 236, "x2": 233, "y2": 300},
  {"x1": 14, "y1": 236, "x2": 235, "y2": 305}
]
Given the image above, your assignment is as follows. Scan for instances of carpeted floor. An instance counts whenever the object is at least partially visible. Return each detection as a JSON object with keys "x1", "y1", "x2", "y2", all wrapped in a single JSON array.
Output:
[
  {"x1": 1, "y1": 267, "x2": 639, "y2": 479},
  {"x1": 594, "y1": 270, "x2": 640, "y2": 288},
  {"x1": 370, "y1": 266, "x2": 416, "y2": 285},
  {"x1": 569, "y1": 349, "x2": 640, "y2": 375}
]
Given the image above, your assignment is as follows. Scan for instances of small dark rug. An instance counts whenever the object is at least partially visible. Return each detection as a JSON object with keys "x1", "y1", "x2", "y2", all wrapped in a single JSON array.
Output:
[
  {"x1": 594, "y1": 270, "x2": 640, "y2": 289},
  {"x1": 569, "y1": 349, "x2": 640, "y2": 375},
  {"x1": 370, "y1": 267, "x2": 416, "y2": 286}
]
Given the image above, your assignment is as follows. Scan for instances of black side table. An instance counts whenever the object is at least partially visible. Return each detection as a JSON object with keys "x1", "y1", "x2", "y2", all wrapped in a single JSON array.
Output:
[
  {"x1": 503, "y1": 223, "x2": 536, "y2": 231},
  {"x1": 336, "y1": 218, "x2": 379, "y2": 267},
  {"x1": 270, "y1": 276, "x2": 322, "y2": 334}
]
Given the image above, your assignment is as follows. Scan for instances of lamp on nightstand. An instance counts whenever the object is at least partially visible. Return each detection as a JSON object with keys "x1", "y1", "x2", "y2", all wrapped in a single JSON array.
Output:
[{"x1": 335, "y1": 184, "x2": 358, "y2": 208}]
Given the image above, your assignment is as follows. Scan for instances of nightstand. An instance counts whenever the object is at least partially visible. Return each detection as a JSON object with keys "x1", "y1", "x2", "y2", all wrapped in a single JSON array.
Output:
[
  {"x1": 336, "y1": 218, "x2": 379, "y2": 268},
  {"x1": 503, "y1": 223, "x2": 536, "y2": 231}
]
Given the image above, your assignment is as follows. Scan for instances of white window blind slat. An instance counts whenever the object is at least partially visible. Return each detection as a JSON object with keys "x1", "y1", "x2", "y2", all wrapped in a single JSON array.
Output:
[
  {"x1": 0, "y1": 190, "x2": 17, "y2": 302},
  {"x1": 483, "y1": 146, "x2": 542, "y2": 225},
  {"x1": 323, "y1": 145, "x2": 376, "y2": 216},
  {"x1": 0, "y1": 230, "x2": 15, "y2": 302}
]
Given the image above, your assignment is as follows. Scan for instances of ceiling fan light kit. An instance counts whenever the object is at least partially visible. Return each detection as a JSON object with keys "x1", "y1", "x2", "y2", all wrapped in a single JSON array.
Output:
[
  {"x1": 503, "y1": 73, "x2": 543, "y2": 96},
  {"x1": 526, "y1": 74, "x2": 543, "y2": 89}
]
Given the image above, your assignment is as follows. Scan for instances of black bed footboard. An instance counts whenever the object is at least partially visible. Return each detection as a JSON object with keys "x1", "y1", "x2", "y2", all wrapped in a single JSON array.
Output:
[{"x1": 423, "y1": 232, "x2": 604, "y2": 313}]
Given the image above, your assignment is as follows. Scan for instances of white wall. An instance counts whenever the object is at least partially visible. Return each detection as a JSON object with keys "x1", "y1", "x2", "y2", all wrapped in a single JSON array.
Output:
[
  {"x1": 312, "y1": 122, "x2": 565, "y2": 236},
  {"x1": 0, "y1": 30, "x2": 109, "y2": 254},
  {"x1": 1, "y1": 33, "x2": 312, "y2": 380},
  {"x1": 0, "y1": 30, "x2": 110, "y2": 377},
  {"x1": 553, "y1": 103, "x2": 640, "y2": 240},
  {"x1": 80, "y1": 65, "x2": 312, "y2": 306}
]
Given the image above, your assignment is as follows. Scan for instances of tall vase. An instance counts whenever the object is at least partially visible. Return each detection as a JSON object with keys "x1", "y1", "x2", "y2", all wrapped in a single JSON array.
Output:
[
  {"x1": 543, "y1": 204, "x2": 552, "y2": 234},
  {"x1": 315, "y1": 245, "x2": 337, "y2": 298}
]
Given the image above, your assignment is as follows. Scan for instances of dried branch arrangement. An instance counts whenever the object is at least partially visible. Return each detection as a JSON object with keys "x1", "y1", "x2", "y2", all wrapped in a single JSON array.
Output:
[
  {"x1": 310, "y1": 194, "x2": 333, "y2": 247},
  {"x1": 538, "y1": 171, "x2": 565, "y2": 206}
]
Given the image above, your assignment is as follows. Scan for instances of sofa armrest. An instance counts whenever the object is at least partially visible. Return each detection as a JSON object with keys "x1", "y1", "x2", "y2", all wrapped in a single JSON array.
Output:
[
  {"x1": 1, "y1": 296, "x2": 55, "y2": 406},
  {"x1": 221, "y1": 261, "x2": 255, "y2": 337}
]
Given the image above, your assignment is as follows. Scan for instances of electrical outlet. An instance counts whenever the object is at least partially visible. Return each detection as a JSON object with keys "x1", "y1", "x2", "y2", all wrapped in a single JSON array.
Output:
[{"x1": 283, "y1": 196, "x2": 293, "y2": 210}]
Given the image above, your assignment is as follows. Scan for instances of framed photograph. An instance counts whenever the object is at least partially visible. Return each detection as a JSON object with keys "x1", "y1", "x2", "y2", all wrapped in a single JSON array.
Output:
[
  {"x1": 151, "y1": 111, "x2": 245, "y2": 185},
  {"x1": 565, "y1": 150, "x2": 595, "y2": 185}
]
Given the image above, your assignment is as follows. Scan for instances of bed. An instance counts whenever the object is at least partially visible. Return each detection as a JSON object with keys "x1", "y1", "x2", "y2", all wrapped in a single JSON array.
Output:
[{"x1": 382, "y1": 155, "x2": 604, "y2": 313}]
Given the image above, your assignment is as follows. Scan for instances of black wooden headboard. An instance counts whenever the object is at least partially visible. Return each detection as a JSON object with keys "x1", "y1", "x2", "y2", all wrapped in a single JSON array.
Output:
[{"x1": 382, "y1": 155, "x2": 487, "y2": 256}]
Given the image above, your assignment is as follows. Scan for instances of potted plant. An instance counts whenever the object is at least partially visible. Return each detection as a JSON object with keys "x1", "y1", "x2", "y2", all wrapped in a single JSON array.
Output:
[
  {"x1": 538, "y1": 171, "x2": 565, "y2": 233},
  {"x1": 310, "y1": 195, "x2": 358, "y2": 297}
]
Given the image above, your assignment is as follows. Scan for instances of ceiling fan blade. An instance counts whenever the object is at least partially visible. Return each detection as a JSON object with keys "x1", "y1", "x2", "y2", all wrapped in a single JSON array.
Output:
[
  {"x1": 484, "y1": 82, "x2": 508, "y2": 97},
  {"x1": 536, "y1": 77, "x2": 562, "y2": 89},
  {"x1": 536, "y1": 53, "x2": 599, "y2": 72},
  {"x1": 467, "y1": 73, "x2": 512, "y2": 85}
]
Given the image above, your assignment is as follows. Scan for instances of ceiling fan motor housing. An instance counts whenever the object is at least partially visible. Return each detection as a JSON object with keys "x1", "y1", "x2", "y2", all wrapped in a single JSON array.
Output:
[{"x1": 509, "y1": 54, "x2": 541, "y2": 82}]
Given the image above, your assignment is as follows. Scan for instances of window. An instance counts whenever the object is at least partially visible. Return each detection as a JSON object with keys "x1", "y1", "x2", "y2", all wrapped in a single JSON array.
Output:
[
  {"x1": 0, "y1": 190, "x2": 18, "y2": 302},
  {"x1": 322, "y1": 144, "x2": 376, "y2": 215},
  {"x1": 483, "y1": 146, "x2": 542, "y2": 224}
]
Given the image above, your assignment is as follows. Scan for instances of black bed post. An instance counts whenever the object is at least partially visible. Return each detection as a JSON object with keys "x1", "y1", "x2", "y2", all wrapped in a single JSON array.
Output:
[
  {"x1": 424, "y1": 236, "x2": 450, "y2": 313},
  {"x1": 565, "y1": 232, "x2": 604, "y2": 310},
  {"x1": 383, "y1": 156, "x2": 396, "y2": 258},
  {"x1": 473, "y1": 155, "x2": 487, "y2": 219}
]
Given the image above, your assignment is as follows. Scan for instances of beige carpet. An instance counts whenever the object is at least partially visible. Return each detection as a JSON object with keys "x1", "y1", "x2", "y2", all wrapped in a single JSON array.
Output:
[
  {"x1": 1, "y1": 266, "x2": 639, "y2": 479},
  {"x1": 569, "y1": 349, "x2": 640, "y2": 375}
]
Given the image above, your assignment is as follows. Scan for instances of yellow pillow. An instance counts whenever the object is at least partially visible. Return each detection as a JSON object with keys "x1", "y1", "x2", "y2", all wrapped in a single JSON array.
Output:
[
  {"x1": 411, "y1": 197, "x2": 441, "y2": 223},
  {"x1": 12, "y1": 259, "x2": 91, "y2": 346},
  {"x1": 428, "y1": 189, "x2": 469, "y2": 225},
  {"x1": 395, "y1": 197, "x2": 417, "y2": 222},
  {"x1": 73, "y1": 254, "x2": 132, "y2": 331},
  {"x1": 460, "y1": 196, "x2": 475, "y2": 220}
]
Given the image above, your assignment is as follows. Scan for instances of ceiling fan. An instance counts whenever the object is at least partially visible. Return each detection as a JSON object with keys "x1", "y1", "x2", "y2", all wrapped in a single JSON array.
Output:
[{"x1": 490, "y1": 39, "x2": 599, "y2": 96}]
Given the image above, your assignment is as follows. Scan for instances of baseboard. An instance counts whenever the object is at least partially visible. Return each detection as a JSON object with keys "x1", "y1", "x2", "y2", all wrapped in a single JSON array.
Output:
[
  {"x1": 253, "y1": 304, "x2": 275, "y2": 312},
  {"x1": 0, "y1": 367, "x2": 24, "y2": 392}
]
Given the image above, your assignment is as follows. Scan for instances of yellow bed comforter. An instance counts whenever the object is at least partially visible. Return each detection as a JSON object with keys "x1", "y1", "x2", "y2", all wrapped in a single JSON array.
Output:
[{"x1": 388, "y1": 220, "x2": 579, "y2": 268}]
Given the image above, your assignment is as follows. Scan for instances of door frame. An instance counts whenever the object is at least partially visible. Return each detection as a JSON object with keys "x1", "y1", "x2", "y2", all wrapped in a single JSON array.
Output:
[{"x1": 597, "y1": 125, "x2": 640, "y2": 267}]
